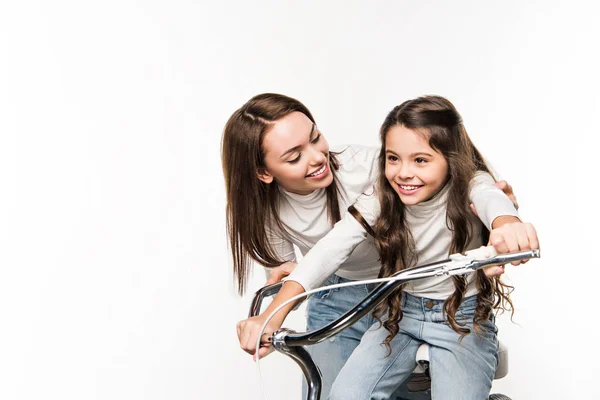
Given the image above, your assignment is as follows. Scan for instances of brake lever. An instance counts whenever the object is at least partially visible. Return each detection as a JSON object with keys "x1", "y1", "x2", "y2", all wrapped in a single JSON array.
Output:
[{"x1": 440, "y1": 247, "x2": 541, "y2": 277}]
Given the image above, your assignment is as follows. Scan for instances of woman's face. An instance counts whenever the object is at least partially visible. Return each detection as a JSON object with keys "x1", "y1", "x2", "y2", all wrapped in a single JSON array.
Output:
[{"x1": 258, "y1": 111, "x2": 333, "y2": 195}]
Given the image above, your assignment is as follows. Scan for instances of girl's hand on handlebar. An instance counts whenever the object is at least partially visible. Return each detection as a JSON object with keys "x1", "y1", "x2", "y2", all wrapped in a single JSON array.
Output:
[
  {"x1": 265, "y1": 261, "x2": 297, "y2": 286},
  {"x1": 236, "y1": 315, "x2": 281, "y2": 359},
  {"x1": 484, "y1": 221, "x2": 539, "y2": 277}
]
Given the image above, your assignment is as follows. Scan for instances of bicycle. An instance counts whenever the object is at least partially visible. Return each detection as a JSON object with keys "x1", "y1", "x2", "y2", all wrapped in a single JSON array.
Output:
[{"x1": 249, "y1": 246, "x2": 540, "y2": 400}]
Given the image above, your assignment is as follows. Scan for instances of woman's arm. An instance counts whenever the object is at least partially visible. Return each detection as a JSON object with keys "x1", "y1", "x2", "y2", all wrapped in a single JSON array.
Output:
[{"x1": 236, "y1": 193, "x2": 378, "y2": 357}]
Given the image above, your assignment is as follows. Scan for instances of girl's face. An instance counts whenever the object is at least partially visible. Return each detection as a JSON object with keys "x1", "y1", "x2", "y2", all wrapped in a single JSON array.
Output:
[
  {"x1": 258, "y1": 111, "x2": 333, "y2": 195},
  {"x1": 384, "y1": 125, "x2": 448, "y2": 205}
]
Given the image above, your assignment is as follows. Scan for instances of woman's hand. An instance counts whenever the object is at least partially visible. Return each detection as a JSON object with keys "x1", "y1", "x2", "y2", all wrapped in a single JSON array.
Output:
[
  {"x1": 493, "y1": 180, "x2": 519, "y2": 210},
  {"x1": 237, "y1": 280, "x2": 305, "y2": 359},
  {"x1": 484, "y1": 221, "x2": 539, "y2": 277},
  {"x1": 265, "y1": 261, "x2": 297, "y2": 285},
  {"x1": 236, "y1": 314, "x2": 282, "y2": 359}
]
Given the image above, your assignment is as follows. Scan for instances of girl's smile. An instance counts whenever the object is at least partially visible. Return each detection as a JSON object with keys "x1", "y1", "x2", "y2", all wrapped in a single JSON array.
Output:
[{"x1": 395, "y1": 184, "x2": 424, "y2": 195}]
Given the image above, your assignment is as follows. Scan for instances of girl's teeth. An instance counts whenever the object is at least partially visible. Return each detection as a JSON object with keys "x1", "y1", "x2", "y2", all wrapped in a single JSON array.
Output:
[{"x1": 401, "y1": 185, "x2": 418, "y2": 190}]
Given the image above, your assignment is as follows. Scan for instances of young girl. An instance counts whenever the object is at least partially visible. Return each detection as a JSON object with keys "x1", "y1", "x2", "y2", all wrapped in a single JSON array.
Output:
[
  {"x1": 223, "y1": 93, "x2": 523, "y2": 398},
  {"x1": 322, "y1": 96, "x2": 540, "y2": 399}
]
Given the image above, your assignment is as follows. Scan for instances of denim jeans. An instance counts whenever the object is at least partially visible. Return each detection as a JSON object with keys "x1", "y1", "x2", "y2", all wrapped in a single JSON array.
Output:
[
  {"x1": 328, "y1": 292, "x2": 499, "y2": 400},
  {"x1": 303, "y1": 275, "x2": 422, "y2": 399}
]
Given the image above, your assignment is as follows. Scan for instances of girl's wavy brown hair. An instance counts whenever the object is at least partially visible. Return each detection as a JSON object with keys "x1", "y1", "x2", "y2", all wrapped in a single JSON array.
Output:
[{"x1": 351, "y1": 95, "x2": 513, "y2": 353}]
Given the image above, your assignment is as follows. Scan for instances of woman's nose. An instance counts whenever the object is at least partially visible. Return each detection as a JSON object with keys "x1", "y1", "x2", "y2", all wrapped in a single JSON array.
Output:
[{"x1": 308, "y1": 146, "x2": 326, "y2": 165}]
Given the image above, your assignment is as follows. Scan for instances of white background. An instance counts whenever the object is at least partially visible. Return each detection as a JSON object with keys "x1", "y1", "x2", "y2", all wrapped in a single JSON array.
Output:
[{"x1": 1, "y1": 1, "x2": 598, "y2": 399}]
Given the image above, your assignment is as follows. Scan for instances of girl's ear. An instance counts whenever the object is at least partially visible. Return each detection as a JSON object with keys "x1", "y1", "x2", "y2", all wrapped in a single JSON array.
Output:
[{"x1": 257, "y1": 168, "x2": 274, "y2": 184}]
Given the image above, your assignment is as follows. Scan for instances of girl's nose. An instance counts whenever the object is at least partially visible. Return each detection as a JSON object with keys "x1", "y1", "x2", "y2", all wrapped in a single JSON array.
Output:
[{"x1": 398, "y1": 163, "x2": 413, "y2": 179}]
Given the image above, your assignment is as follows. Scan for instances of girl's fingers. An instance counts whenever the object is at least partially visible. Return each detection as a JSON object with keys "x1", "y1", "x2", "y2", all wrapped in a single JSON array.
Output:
[
  {"x1": 525, "y1": 223, "x2": 540, "y2": 250},
  {"x1": 489, "y1": 232, "x2": 509, "y2": 254},
  {"x1": 484, "y1": 265, "x2": 505, "y2": 277},
  {"x1": 515, "y1": 227, "x2": 531, "y2": 251}
]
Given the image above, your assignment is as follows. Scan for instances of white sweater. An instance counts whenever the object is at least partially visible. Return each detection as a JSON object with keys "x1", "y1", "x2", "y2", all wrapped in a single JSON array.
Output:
[
  {"x1": 268, "y1": 145, "x2": 381, "y2": 282},
  {"x1": 270, "y1": 145, "x2": 519, "y2": 298}
]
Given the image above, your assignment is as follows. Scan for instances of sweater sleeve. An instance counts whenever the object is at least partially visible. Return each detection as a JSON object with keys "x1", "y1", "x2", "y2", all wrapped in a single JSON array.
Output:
[
  {"x1": 283, "y1": 189, "x2": 380, "y2": 290},
  {"x1": 262, "y1": 223, "x2": 297, "y2": 279},
  {"x1": 469, "y1": 172, "x2": 520, "y2": 230}
]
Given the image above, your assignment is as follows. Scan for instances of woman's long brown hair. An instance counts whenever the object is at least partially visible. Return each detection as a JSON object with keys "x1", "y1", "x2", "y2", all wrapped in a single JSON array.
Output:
[
  {"x1": 222, "y1": 93, "x2": 343, "y2": 295},
  {"x1": 351, "y1": 96, "x2": 513, "y2": 352}
]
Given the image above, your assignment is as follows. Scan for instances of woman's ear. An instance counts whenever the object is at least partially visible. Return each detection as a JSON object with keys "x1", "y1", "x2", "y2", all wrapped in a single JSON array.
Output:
[{"x1": 257, "y1": 168, "x2": 274, "y2": 184}]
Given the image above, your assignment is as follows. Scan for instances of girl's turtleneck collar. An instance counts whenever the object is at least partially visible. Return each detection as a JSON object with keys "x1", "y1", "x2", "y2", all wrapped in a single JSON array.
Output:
[{"x1": 405, "y1": 183, "x2": 450, "y2": 216}]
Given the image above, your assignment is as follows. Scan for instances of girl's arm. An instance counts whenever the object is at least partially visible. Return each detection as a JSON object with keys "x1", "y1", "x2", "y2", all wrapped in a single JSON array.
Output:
[
  {"x1": 288, "y1": 173, "x2": 521, "y2": 292},
  {"x1": 469, "y1": 172, "x2": 520, "y2": 230}
]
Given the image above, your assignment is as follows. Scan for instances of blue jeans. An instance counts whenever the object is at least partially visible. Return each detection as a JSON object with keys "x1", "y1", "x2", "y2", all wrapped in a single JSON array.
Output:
[
  {"x1": 304, "y1": 275, "x2": 422, "y2": 399},
  {"x1": 329, "y1": 292, "x2": 499, "y2": 400}
]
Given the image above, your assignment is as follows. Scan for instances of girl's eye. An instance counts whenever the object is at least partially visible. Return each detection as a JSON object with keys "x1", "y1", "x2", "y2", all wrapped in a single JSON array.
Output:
[
  {"x1": 288, "y1": 153, "x2": 302, "y2": 164},
  {"x1": 387, "y1": 155, "x2": 398, "y2": 162},
  {"x1": 415, "y1": 157, "x2": 427, "y2": 164},
  {"x1": 311, "y1": 133, "x2": 321, "y2": 144}
]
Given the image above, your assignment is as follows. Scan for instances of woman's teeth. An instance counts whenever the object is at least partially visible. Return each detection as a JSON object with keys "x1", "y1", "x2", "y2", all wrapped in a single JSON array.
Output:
[{"x1": 308, "y1": 164, "x2": 326, "y2": 177}]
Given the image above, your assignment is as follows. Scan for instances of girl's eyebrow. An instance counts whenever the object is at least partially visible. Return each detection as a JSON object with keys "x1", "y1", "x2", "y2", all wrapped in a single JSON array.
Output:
[
  {"x1": 279, "y1": 124, "x2": 316, "y2": 159},
  {"x1": 385, "y1": 150, "x2": 433, "y2": 158},
  {"x1": 410, "y1": 152, "x2": 433, "y2": 157}
]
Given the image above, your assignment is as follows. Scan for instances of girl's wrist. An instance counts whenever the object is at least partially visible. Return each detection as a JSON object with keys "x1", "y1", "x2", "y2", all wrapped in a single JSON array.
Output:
[{"x1": 491, "y1": 215, "x2": 521, "y2": 229}]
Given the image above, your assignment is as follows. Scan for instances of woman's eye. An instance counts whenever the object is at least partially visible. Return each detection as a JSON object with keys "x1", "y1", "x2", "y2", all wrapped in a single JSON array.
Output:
[
  {"x1": 311, "y1": 133, "x2": 321, "y2": 144},
  {"x1": 288, "y1": 154, "x2": 302, "y2": 164},
  {"x1": 415, "y1": 157, "x2": 427, "y2": 164},
  {"x1": 387, "y1": 155, "x2": 398, "y2": 162}
]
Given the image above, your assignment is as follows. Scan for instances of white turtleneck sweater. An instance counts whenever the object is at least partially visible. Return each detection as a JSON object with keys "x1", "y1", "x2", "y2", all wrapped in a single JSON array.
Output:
[{"x1": 269, "y1": 145, "x2": 519, "y2": 299}]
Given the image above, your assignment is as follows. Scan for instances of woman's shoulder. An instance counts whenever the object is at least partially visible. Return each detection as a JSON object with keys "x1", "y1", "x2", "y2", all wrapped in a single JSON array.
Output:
[
  {"x1": 330, "y1": 144, "x2": 380, "y2": 198},
  {"x1": 331, "y1": 144, "x2": 379, "y2": 168}
]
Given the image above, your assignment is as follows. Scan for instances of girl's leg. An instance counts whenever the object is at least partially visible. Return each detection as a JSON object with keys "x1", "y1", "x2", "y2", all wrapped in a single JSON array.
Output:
[
  {"x1": 329, "y1": 298, "x2": 425, "y2": 400},
  {"x1": 303, "y1": 275, "x2": 378, "y2": 399},
  {"x1": 421, "y1": 295, "x2": 499, "y2": 400}
]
